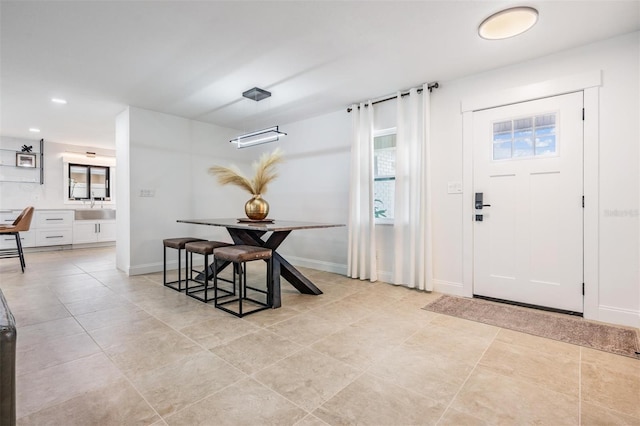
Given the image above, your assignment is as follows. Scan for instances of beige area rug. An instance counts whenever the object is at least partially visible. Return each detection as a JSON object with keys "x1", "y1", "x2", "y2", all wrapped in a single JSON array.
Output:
[{"x1": 424, "y1": 295, "x2": 640, "y2": 359}]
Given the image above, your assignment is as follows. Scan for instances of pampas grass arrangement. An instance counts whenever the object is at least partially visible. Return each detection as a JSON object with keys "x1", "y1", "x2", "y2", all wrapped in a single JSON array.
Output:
[{"x1": 208, "y1": 148, "x2": 284, "y2": 196}]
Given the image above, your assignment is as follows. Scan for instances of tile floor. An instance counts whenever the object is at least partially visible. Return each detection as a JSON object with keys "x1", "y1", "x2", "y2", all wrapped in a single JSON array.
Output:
[{"x1": 1, "y1": 247, "x2": 639, "y2": 425}]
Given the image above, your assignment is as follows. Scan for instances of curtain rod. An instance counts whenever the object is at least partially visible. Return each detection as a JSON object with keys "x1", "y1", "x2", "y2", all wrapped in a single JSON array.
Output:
[{"x1": 346, "y1": 82, "x2": 439, "y2": 113}]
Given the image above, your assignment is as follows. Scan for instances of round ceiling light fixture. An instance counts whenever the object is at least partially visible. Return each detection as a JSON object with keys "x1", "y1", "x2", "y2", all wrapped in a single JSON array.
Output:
[{"x1": 478, "y1": 6, "x2": 539, "y2": 40}]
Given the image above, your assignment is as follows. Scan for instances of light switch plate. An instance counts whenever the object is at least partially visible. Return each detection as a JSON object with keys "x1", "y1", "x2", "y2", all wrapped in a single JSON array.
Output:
[{"x1": 447, "y1": 181, "x2": 463, "y2": 194}]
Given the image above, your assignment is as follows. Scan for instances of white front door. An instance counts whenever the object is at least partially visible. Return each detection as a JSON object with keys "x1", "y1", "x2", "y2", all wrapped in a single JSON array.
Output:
[{"x1": 473, "y1": 92, "x2": 584, "y2": 313}]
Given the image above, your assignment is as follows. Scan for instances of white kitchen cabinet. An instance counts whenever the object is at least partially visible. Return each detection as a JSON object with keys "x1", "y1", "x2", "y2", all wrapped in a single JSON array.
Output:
[
  {"x1": 73, "y1": 220, "x2": 116, "y2": 244},
  {"x1": 0, "y1": 209, "x2": 35, "y2": 248},
  {"x1": 33, "y1": 210, "x2": 74, "y2": 247},
  {"x1": 0, "y1": 230, "x2": 35, "y2": 249}
]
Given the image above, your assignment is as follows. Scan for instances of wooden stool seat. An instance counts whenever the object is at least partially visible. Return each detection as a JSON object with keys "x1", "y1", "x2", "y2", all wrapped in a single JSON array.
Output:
[
  {"x1": 184, "y1": 240, "x2": 232, "y2": 303},
  {"x1": 163, "y1": 237, "x2": 206, "y2": 292},
  {"x1": 213, "y1": 245, "x2": 273, "y2": 317}
]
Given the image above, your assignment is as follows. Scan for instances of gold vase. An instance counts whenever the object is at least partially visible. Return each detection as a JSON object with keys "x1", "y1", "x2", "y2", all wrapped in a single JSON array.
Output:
[{"x1": 245, "y1": 194, "x2": 269, "y2": 220}]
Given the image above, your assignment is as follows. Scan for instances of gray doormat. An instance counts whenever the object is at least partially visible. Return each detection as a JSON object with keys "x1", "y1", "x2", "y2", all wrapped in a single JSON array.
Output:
[{"x1": 423, "y1": 295, "x2": 640, "y2": 359}]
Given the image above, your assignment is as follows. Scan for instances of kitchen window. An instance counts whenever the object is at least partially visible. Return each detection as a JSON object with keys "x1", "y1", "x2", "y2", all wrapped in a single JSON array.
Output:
[{"x1": 68, "y1": 163, "x2": 111, "y2": 200}]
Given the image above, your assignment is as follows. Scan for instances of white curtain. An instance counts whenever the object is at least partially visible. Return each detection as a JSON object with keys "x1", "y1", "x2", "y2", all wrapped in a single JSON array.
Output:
[
  {"x1": 347, "y1": 102, "x2": 378, "y2": 281},
  {"x1": 392, "y1": 85, "x2": 433, "y2": 290}
]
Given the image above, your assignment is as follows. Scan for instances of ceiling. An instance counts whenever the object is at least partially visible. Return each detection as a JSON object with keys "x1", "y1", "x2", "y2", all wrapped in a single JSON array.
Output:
[{"x1": 1, "y1": 1, "x2": 639, "y2": 149}]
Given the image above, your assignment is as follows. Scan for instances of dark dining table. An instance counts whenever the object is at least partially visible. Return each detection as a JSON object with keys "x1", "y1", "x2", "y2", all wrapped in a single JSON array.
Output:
[{"x1": 176, "y1": 218, "x2": 345, "y2": 308}]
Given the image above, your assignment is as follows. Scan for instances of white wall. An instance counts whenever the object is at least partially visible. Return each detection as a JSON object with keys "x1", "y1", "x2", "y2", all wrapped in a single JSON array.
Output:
[
  {"x1": 0, "y1": 136, "x2": 116, "y2": 211},
  {"x1": 430, "y1": 32, "x2": 639, "y2": 327},
  {"x1": 117, "y1": 106, "x2": 248, "y2": 275},
  {"x1": 251, "y1": 110, "x2": 351, "y2": 272}
]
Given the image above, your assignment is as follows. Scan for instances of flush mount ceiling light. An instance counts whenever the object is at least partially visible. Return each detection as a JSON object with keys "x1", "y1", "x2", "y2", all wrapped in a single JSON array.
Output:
[
  {"x1": 242, "y1": 87, "x2": 271, "y2": 102},
  {"x1": 29, "y1": 128, "x2": 40, "y2": 133},
  {"x1": 51, "y1": 98, "x2": 67, "y2": 104},
  {"x1": 230, "y1": 126, "x2": 287, "y2": 149},
  {"x1": 479, "y1": 6, "x2": 538, "y2": 40}
]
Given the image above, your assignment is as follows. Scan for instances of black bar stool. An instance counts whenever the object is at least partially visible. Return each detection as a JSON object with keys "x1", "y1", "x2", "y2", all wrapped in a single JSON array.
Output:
[
  {"x1": 213, "y1": 245, "x2": 273, "y2": 317},
  {"x1": 184, "y1": 240, "x2": 232, "y2": 303},
  {"x1": 163, "y1": 237, "x2": 206, "y2": 292}
]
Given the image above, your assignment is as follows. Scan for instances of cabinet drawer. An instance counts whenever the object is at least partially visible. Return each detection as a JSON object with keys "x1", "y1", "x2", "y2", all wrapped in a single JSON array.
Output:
[
  {"x1": 35, "y1": 229, "x2": 72, "y2": 246},
  {"x1": 0, "y1": 230, "x2": 35, "y2": 249},
  {"x1": 0, "y1": 210, "x2": 20, "y2": 225},
  {"x1": 35, "y1": 210, "x2": 74, "y2": 228}
]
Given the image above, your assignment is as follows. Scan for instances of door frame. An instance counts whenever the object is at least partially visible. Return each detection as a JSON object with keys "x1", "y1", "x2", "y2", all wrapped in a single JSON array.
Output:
[{"x1": 460, "y1": 70, "x2": 601, "y2": 321}]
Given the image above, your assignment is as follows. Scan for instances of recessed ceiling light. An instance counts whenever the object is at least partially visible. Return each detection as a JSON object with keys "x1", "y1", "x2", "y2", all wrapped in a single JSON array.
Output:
[
  {"x1": 51, "y1": 98, "x2": 67, "y2": 104},
  {"x1": 29, "y1": 128, "x2": 41, "y2": 133},
  {"x1": 479, "y1": 6, "x2": 538, "y2": 40}
]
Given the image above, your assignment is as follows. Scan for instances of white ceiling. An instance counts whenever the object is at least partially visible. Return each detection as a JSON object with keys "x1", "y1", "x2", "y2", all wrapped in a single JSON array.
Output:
[{"x1": 1, "y1": 1, "x2": 639, "y2": 149}]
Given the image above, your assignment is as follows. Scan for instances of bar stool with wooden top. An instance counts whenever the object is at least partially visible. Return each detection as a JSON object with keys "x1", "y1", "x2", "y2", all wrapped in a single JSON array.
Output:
[
  {"x1": 0, "y1": 206, "x2": 34, "y2": 273},
  {"x1": 163, "y1": 237, "x2": 206, "y2": 292},
  {"x1": 213, "y1": 245, "x2": 273, "y2": 317},
  {"x1": 184, "y1": 240, "x2": 233, "y2": 303}
]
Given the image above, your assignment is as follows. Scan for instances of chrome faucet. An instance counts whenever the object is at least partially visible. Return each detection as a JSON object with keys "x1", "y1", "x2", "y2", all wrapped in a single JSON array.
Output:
[{"x1": 90, "y1": 191, "x2": 96, "y2": 208}]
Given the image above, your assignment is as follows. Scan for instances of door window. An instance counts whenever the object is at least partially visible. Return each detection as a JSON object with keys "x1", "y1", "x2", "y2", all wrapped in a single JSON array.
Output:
[{"x1": 492, "y1": 113, "x2": 557, "y2": 160}]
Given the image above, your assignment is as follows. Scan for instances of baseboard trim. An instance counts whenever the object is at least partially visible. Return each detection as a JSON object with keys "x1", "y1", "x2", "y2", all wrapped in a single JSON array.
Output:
[
  {"x1": 597, "y1": 305, "x2": 640, "y2": 329},
  {"x1": 433, "y1": 279, "x2": 467, "y2": 297},
  {"x1": 279, "y1": 255, "x2": 347, "y2": 275}
]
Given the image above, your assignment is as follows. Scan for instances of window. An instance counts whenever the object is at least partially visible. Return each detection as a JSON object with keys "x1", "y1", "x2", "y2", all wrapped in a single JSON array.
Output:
[
  {"x1": 373, "y1": 129, "x2": 396, "y2": 221},
  {"x1": 493, "y1": 113, "x2": 557, "y2": 160},
  {"x1": 69, "y1": 163, "x2": 110, "y2": 200}
]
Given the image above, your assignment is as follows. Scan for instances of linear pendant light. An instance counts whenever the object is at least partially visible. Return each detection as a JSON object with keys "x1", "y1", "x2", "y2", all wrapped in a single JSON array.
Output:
[
  {"x1": 231, "y1": 87, "x2": 286, "y2": 149},
  {"x1": 230, "y1": 126, "x2": 287, "y2": 149}
]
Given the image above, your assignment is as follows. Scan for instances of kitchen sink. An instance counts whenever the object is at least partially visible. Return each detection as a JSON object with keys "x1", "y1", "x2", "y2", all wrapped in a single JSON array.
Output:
[{"x1": 74, "y1": 209, "x2": 116, "y2": 220}]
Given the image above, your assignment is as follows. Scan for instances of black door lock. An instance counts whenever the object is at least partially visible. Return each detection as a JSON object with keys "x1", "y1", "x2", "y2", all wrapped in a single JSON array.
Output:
[{"x1": 475, "y1": 192, "x2": 492, "y2": 210}]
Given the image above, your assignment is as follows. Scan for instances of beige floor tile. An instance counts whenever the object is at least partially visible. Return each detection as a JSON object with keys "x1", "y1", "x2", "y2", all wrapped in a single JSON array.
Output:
[
  {"x1": 241, "y1": 305, "x2": 303, "y2": 327},
  {"x1": 11, "y1": 303, "x2": 72, "y2": 327},
  {"x1": 179, "y1": 315, "x2": 260, "y2": 349},
  {"x1": 479, "y1": 340, "x2": 580, "y2": 397},
  {"x1": 104, "y1": 330, "x2": 204, "y2": 379},
  {"x1": 450, "y1": 367, "x2": 579, "y2": 425},
  {"x1": 88, "y1": 316, "x2": 175, "y2": 349},
  {"x1": 4, "y1": 247, "x2": 636, "y2": 425},
  {"x1": 211, "y1": 330, "x2": 303, "y2": 374},
  {"x1": 165, "y1": 378, "x2": 307, "y2": 425},
  {"x1": 314, "y1": 373, "x2": 445, "y2": 425},
  {"x1": 54, "y1": 285, "x2": 117, "y2": 304},
  {"x1": 581, "y1": 348, "x2": 640, "y2": 418},
  {"x1": 294, "y1": 414, "x2": 331, "y2": 426},
  {"x1": 62, "y1": 292, "x2": 134, "y2": 316},
  {"x1": 580, "y1": 401, "x2": 640, "y2": 425},
  {"x1": 429, "y1": 314, "x2": 500, "y2": 342},
  {"x1": 495, "y1": 328, "x2": 581, "y2": 359},
  {"x1": 266, "y1": 311, "x2": 347, "y2": 346},
  {"x1": 132, "y1": 351, "x2": 245, "y2": 417},
  {"x1": 16, "y1": 353, "x2": 124, "y2": 418},
  {"x1": 437, "y1": 408, "x2": 489, "y2": 425},
  {"x1": 254, "y1": 348, "x2": 361, "y2": 412},
  {"x1": 74, "y1": 304, "x2": 151, "y2": 331},
  {"x1": 17, "y1": 316, "x2": 85, "y2": 349},
  {"x1": 310, "y1": 323, "x2": 400, "y2": 369},
  {"x1": 16, "y1": 332, "x2": 102, "y2": 376},
  {"x1": 17, "y1": 378, "x2": 159, "y2": 426},
  {"x1": 367, "y1": 343, "x2": 475, "y2": 404},
  {"x1": 308, "y1": 299, "x2": 375, "y2": 325},
  {"x1": 404, "y1": 323, "x2": 493, "y2": 365}
]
